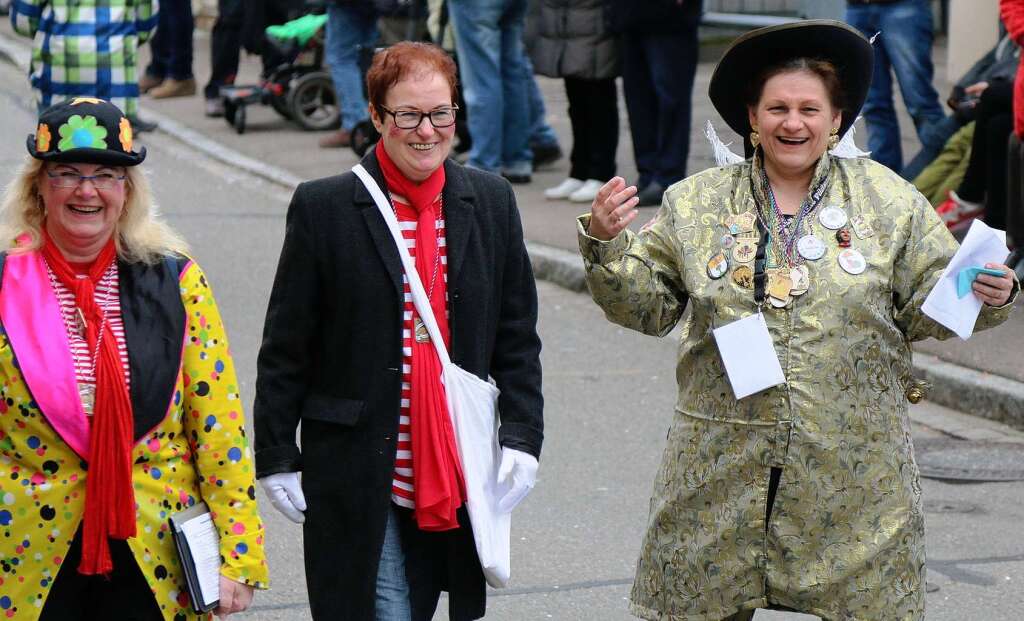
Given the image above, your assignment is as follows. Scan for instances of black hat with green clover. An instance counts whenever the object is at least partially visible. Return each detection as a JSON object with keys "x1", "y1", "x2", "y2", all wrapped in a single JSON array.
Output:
[{"x1": 26, "y1": 97, "x2": 146, "y2": 166}]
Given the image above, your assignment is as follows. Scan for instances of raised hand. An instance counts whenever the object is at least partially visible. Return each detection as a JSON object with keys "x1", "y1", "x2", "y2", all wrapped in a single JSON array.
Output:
[{"x1": 587, "y1": 177, "x2": 640, "y2": 241}]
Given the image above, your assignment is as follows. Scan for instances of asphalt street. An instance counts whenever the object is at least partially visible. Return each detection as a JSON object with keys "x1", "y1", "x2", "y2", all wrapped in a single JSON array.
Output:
[{"x1": 1, "y1": 59, "x2": 1023, "y2": 620}]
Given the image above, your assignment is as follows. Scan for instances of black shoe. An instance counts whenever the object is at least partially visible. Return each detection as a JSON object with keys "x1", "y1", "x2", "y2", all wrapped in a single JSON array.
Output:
[
  {"x1": 636, "y1": 182, "x2": 665, "y2": 207},
  {"x1": 502, "y1": 172, "x2": 531, "y2": 184},
  {"x1": 531, "y1": 142, "x2": 562, "y2": 168},
  {"x1": 127, "y1": 115, "x2": 158, "y2": 133}
]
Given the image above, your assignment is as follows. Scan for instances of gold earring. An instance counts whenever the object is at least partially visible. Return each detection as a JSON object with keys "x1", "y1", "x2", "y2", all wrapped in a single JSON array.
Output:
[
  {"x1": 750, "y1": 128, "x2": 760, "y2": 149},
  {"x1": 828, "y1": 127, "x2": 839, "y2": 150}
]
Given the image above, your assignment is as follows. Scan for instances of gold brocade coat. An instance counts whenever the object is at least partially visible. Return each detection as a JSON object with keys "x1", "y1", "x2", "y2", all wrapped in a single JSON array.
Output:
[{"x1": 577, "y1": 155, "x2": 1018, "y2": 621}]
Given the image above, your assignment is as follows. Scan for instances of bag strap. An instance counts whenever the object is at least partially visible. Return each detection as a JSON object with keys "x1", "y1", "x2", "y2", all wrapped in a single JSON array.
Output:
[{"x1": 352, "y1": 164, "x2": 453, "y2": 367}]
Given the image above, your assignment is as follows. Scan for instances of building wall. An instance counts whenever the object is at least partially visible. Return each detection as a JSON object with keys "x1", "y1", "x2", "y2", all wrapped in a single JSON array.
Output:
[{"x1": 947, "y1": 0, "x2": 1000, "y2": 80}]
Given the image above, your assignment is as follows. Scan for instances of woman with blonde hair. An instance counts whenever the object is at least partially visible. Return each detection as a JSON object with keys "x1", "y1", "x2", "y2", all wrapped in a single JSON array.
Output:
[{"x1": 0, "y1": 97, "x2": 268, "y2": 620}]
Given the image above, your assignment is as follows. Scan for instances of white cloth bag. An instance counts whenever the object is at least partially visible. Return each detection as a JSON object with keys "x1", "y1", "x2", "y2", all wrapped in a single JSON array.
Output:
[{"x1": 352, "y1": 164, "x2": 512, "y2": 588}]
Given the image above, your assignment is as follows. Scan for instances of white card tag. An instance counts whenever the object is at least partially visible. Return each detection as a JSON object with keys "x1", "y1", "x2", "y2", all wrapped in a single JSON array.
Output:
[{"x1": 712, "y1": 312, "x2": 787, "y2": 399}]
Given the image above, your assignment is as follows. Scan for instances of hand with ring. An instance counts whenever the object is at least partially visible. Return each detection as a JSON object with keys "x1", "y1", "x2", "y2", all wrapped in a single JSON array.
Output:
[{"x1": 587, "y1": 177, "x2": 640, "y2": 241}]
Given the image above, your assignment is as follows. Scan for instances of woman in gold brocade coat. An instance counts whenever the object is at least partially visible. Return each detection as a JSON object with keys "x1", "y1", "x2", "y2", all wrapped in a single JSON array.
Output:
[{"x1": 577, "y1": 21, "x2": 1019, "y2": 621}]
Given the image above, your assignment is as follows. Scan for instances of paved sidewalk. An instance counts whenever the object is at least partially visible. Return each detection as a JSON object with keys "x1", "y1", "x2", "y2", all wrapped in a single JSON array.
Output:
[{"x1": 1, "y1": 20, "x2": 1021, "y2": 427}]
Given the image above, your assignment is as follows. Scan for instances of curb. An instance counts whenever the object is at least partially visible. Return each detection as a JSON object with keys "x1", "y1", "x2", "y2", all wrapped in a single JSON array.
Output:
[{"x1": 2, "y1": 30, "x2": 1022, "y2": 430}]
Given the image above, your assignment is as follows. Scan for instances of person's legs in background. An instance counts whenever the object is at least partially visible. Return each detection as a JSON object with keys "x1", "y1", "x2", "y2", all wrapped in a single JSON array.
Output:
[
  {"x1": 620, "y1": 31, "x2": 656, "y2": 196},
  {"x1": 846, "y1": 2, "x2": 903, "y2": 172},
  {"x1": 646, "y1": 20, "x2": 698, "y2": 198},
  {"x1": 449, "y1": 0, "x2": 508, "y2": 175},
  {"x1": 497, "y1": 0, "x2": 532, "y2": 182},
  {"x1": 148, "y1": 0, "x2": 197, "y2": 98},
  {"x1": 980, "y1": 112, "x2": 1014, "y2": 231},
  {"x1": 526, "y1": 57, "x2": 562, "y2": 168},
  {"x1": 320, "y1": 4, "x2": 379, "y2": 148},
  {"x1": 879, "y1": 0, "x2": 947, "y2": 174},
  {"x1": 545, "y1": 77, "x2": 588, "y2": 200},
  {"x1": 557, "y1": 76, "x2": 617, "y2": 203},
  {"x1": 936, "y1": 80, "x2": 1013, "y2": 229},
  {"x1": 203, "y1": 0, "x2": 245, "y2": 117},
  {"x1": 141, "y1": 10, "x2": 170, "y2": 93},
  {"x1": 911, "y1": 121, "x2": 974, "y2": 206},
  {"x1": 901, "y1": 115, "x2": 961, "y2": 181}
]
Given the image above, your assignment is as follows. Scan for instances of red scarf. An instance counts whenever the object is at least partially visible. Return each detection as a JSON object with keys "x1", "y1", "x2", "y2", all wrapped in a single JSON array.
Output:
[
  {"x1": 41, "y1": 230, "x2": 136, "y2": 575},
  {"x1": 375, "y1": 143, "x2": 465, "y2": 531}
]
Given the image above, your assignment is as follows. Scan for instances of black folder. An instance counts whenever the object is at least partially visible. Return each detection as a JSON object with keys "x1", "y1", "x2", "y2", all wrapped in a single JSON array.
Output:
[{"x1": 169, "y1": 501, "x2": 221, "y2": 614}]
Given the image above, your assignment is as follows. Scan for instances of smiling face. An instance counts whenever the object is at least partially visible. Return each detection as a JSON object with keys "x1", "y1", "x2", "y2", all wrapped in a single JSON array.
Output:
[
  {"x1": 748, "y1": 69, "x2": 841, "y2": 181},
  {"x1": 39, "y1": 162, "x2": 127, "y2": 259},
  {"x1": 370, "y1": 68, "x2": 455, "y2": 182}
]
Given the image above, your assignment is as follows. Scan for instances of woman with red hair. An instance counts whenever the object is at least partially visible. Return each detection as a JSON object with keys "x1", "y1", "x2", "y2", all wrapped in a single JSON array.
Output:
[{"x1": 254, "y1": 41, "x2": 545, "y2": 620}]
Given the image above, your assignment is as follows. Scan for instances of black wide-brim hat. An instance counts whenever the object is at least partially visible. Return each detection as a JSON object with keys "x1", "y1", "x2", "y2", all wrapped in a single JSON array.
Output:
[
  {"x1": 709, "y1": 19, "x2": 873, "y2": 139},
  {"x1": 27, "y1": 97, "x2": 146, "y2": 166}
]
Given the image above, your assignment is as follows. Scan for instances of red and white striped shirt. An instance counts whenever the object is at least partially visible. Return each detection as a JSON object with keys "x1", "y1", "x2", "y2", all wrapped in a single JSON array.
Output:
[
  {"x1": 391, "y1": 196, "x2": 448, "y2": 509},
  {"x1": 47, "y1": 262, "x2": 131, "y2": 403}
]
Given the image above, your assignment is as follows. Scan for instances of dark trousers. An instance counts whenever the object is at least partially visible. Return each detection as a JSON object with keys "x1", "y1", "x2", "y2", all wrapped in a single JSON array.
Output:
[
  {"x1": 146, "y1": 0, "x2": 195, "y2": 80},
  {"x1": 396, "y1": 506, "x2": 486, "y2": 621},
  {"x1": 40, "y1": 529, "x2": 163, "y2": 621},
  {"x1": 620, "y1": 17, "x2": 699, "y2": 189},
  {"x1": 1006, "y1": 133, "x2": 1024, "y2": 249},
  {"x1": 566, "y1": 76, "x2": 619, "y2": 181},
  {"x1": 957, "y1": 80, "x2": 1014, "y2": 230},
  {"x1": 204, "y1": 0, "x2": 245, "y2": 99}
]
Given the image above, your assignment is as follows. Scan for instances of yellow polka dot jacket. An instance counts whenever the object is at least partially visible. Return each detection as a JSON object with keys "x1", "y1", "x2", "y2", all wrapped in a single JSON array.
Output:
[
  {"x1": 578, "y1": 155, "x2": 1018, "y2": 621},
  {"x1": 0, "y1": 252, "x2": 268, "y2": 620}
]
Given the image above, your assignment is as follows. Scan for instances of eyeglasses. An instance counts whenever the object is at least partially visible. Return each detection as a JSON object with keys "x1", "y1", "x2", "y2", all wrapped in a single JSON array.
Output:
[
  {"x1": 46, "y1": 170, "x2": 126, "y2": 190},
  {"x1": 378, "y1": 105, "x2": 459, "y2": 129}
]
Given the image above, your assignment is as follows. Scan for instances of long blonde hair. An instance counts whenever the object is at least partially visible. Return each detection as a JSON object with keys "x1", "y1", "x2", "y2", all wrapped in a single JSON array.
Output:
[{"x1": 0, "y1": 156, "x2": 189, "y2": 264}]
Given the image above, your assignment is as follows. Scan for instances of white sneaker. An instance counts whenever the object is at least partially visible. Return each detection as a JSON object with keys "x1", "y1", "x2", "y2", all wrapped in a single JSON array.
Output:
[
  {"x1": 568, "y1": 179, "x2": 604, "y2": 203},
  {"x1": 544, "y1": 178, "x2": 584, "y2": 200}
]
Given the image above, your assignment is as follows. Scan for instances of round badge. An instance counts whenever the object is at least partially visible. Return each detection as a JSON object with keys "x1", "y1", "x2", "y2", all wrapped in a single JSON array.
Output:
[
  {"x1": 720, "y1": 234, "x2": 736, "y2": 249},
  {"x1": 789, "y1": 265, "x2": 810, "y2": 296},
  {"x1": 732, "y1": 265, "x2": 753, "y2": 288},
  {"x1": 732, "y1": 239, "x2": 757, "y2": 264},
  {"x1": 837, "y1": 248, "x2": 867, "y2": 275},
  {"x1": 797, "y1": 234, "x2": 826, "y2": 261},
  {"x1": 707, "y1": 252, "x2": 729, "y2": 279},
  {"x1": 818, "y1": 206, "x2": 848, "y2": 230}
]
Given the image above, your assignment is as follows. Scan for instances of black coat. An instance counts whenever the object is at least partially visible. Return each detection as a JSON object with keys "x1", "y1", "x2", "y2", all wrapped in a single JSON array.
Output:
[{"x1": 253, "y1": 152, "x2": 544, "y2": 620}]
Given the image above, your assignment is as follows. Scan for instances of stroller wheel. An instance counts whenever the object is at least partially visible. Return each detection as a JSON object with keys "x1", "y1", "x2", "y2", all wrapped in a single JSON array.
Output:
[
  {"x1": 223, "y1": 100, "x2": 237, "y2": 126},
  {"x1": 287, "y1": 72, "x2": 340, "y2": 131},
  {"x1": 233, "y1": 104, "x2": 247, "y2": 135},
  {"x1": 350, "y1": 120, "x2": 380, "y2": 157}
]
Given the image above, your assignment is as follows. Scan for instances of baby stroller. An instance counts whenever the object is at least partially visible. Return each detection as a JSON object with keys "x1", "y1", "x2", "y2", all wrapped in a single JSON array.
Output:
[{"x1": 222, "y1": 12, "x2": 339, "y2": 134}]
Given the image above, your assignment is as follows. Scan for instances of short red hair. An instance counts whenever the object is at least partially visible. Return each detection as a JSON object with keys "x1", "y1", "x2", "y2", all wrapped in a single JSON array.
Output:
[{"x1": 366, "y1": 42, "x2": 458, "y2": 113}]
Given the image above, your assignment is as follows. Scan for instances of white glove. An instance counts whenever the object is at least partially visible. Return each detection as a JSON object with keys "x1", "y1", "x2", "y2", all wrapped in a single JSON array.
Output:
[
  {"x1": 496, "y1": 447, "x2": 538, "y2": 513},
  {"x1": 260, "y1": 472, "x2": 307, "y2": 524}
]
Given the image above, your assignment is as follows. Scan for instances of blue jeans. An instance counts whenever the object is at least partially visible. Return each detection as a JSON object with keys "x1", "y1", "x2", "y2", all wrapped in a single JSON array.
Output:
[
  {"x1": 376, "y1": 505, "x2": 412, "y2": 621},
  {"x1": 326, "y1": 5, "x2": 378, "y2": 131},
  {"x1": 846, "y1": 0, "x2": 947, "y2": 173},
  {"x1": 448, "y1": 0, "x2": 533, "y2": 176}
]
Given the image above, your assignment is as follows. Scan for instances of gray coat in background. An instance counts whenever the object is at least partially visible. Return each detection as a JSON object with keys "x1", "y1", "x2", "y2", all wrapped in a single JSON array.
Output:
[{"x1": 529, "y1": 0, "x2": 619, "y2": 81}]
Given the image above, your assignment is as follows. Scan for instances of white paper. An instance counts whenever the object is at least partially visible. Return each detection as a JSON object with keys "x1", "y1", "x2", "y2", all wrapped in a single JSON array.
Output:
[
  {"x1": 922, "y1": 219, "x2": 1010, "y2": 340},
  {"x1": 180, "y1": 512, "x2": 221, "y2": 607},
  {"x1": 712, "y1": 313, "x2": 787, "y2": 399}
]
